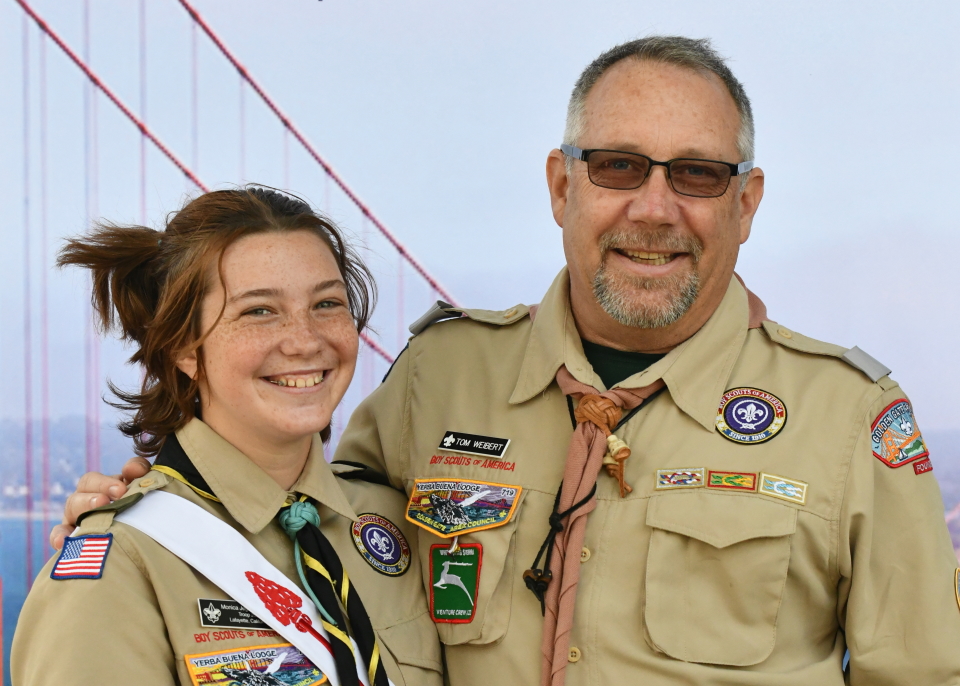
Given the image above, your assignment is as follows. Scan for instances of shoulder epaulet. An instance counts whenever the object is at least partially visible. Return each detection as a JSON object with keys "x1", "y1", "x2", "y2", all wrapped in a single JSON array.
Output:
[
  {"x1": 761, "y1": 320, "x2": 891, "y2": 383},
  {"x1": 408, "y1": 300, "x2": 530, "y2": 337},
  {"x1": 75, "y1": 471, "x2": 171, "y2": 529},
  {"x1": 330, "y1": 460, "x2": 393, "y2": 488}
]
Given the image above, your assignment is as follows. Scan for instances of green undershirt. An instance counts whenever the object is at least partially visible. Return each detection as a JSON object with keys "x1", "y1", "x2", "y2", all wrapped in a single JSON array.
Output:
[{"x1": 580, "y1": 339, "x2": 665, "y2": 390}]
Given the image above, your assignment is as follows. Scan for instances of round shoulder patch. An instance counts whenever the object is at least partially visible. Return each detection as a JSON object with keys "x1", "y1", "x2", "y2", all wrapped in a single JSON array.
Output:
[
  {"x1": 351, "y1": 513, "x2": 410, "y2": 576},
  {"x1": 716, "y1": 387, "x2": 787, "y2": 444}
]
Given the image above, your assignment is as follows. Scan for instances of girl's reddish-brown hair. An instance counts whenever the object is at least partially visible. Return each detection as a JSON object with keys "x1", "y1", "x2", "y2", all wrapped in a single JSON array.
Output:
[{"x1": 58, "y1": 186, "x2": 376, "y2": 456}]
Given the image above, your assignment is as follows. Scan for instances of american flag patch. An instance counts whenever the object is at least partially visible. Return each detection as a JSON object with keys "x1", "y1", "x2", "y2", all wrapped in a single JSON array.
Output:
[{"x1": 51, "y1": 534, "x2": 113, "y2": 580}]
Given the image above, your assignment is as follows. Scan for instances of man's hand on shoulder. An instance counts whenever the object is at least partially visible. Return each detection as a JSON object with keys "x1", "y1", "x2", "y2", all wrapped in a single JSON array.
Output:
[{"x1": 50, "y1": 456, "x2": 152, "y2": 550}]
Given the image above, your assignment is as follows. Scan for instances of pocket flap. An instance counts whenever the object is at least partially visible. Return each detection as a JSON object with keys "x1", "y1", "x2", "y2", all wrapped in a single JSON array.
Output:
[{"x1": 646, "y1": 490, "x2": 797, "y2": 548}]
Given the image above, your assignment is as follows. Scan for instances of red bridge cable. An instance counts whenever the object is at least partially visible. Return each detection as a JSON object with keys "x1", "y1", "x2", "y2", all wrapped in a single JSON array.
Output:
[
  {"x1": 175, "y1": 0, "x2": 459, "y2": 306},
  {"x1": 12, "y1": 0, "x2": 395, "y2": 366},
  {"x1": 14, "y1": 0, "x2": 207, "y2": 193},
  {"x1": 22, "y1": 13, "x2": 34, "y2": 589}
]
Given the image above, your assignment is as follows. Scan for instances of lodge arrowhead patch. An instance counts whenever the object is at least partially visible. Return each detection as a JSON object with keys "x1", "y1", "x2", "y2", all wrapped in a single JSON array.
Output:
[
  {"x1": 406, "y1": 478, "x2": 521, "y2": 537},
  {"x1": 438, "y1": 431, "x2": 510, "y2": 459},
  {"x1": 872, "y1": 399, "x2": 929, "y2": 468}
]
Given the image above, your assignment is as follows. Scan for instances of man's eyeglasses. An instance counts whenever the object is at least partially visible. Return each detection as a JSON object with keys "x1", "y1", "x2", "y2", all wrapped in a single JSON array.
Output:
[{"x1": 560, "y1": 144, "x2": 754, "y2": 198}]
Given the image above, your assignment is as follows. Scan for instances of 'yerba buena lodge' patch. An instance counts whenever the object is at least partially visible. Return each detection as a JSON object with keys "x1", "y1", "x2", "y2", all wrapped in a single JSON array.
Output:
[
  {"x1": 351, "y1": 513, "x2": 410, "y2": 576},
  {"x1": 184, "y1": 643, "x2": 325, "y2": 686},
  {"x1": 872, "y1": 399, "x2": 929, "y2": 468},
  {"x1": 716, "y1": 388, "x2": 787, "y2": 444},
  {"x1": 707, "y1": 471, "x2": 757, "y2": 491},
  {"x1": 430, "y1": 543, "x2": 482, "y2": 623},
  {"x1": 759, "y1": 472, "x2": 808, "y2": 505},
  {"x1": 655, "y1": 468, "x2": 705, "y2": 490},
  {"x1": 406, "y1": 478, "x2": 521, "y2": 537}
]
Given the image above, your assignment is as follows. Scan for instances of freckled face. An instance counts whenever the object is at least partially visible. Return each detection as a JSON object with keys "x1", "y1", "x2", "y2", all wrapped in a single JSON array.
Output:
[{"x1": 183, "y1": 230, "x2": 359, "y2": 447}]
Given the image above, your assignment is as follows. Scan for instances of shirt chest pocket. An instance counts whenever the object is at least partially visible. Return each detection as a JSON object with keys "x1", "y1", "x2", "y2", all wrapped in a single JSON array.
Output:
[
  {"x1": 415, "y1": 492, "x2": 525, "y2": 646},
  {"x1": 644, "y1": 490, "x2": 797, "y2": 667}
]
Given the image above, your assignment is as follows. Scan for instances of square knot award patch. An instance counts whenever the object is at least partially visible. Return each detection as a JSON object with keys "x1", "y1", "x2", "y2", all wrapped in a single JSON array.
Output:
[
  {"x1": 872, "y1": 399, "x2": 929, "y2": 468},
  {"x1": 406, "y1": 478, "x2": 521, "y2": 537},
  {"x1": 716, "y1": 388, "x2": 787, "y2": 444}
]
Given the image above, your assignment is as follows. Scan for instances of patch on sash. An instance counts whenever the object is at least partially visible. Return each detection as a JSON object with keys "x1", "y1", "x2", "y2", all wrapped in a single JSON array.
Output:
[
  {"x1": 430, "y1": 543, "x2": 482, "y2": 623},
  {"x1": 184, "y1": 643, "x2": 325, "y2": 686},
  {"x1": 406, "y1": 478, "x2": 521, "y2": 537},
  {"x1": 759, "y1": 472, "x2": 808, "y2": 505},
  {"x1": 655, "y1": 468, "x2": 705, "y2": 490},
  {"x1": 914, "y1": 457, "x2": 934, "y2": 475},
  {"x1": 438, "y1": 431, "x2": 510, "y2": 459},
  {"x1": 51, "y1": 534, "x2": 113, "y2": 580},
  {"x1": 871, "y1": 399, "x2": 929, "y2": 468},
  {"x1": 198, "y1": 598, "x2": 271, "y2": 630},
  {"x1": 351, "y1": 513, "x2": 411, "y2": 576},
  {"x1": 707, "y1": 471, "x2": 757, "y2": 491},
  {"x1": 716, "y1": 388, "x2": 787, "y2": 444}
]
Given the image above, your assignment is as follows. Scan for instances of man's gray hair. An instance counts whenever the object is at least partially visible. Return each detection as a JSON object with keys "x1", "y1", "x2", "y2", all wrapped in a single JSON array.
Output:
[{"x1": 564, "y1": 36, "x2": 755, "y2": 167}]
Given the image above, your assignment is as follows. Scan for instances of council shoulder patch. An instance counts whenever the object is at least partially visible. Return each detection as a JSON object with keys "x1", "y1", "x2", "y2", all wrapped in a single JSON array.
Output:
[
  {"x1": 716, "y1": 388, "x2": 787, "y2": 444},
  {"x1": 707, "y1": 471, "x2": 757, "y2": 491},
  {"x1": 351, "y1": 513, "x2": 410, "y2": 576},
  {"x1": 406, "y1": 478, "x2": 521, "y2": 537},
  {"x1": 51, "y1": 533, "x2": 113, "y2": 580},
  {"x1": 871, "y1": 399, "x2": 929, "y2": 468},
  {"x1": 430, "y1": 543, "x2": 482, "y2": 623},
  {"x1": 655, "y1": 468, "x2": 705, "y2": 490},
  {"x1": 759, "y1": 472, "x2": 808, "y2": 505},
  {"x1": 184, "y1": 643, "x2": 325, "y2": 686}
]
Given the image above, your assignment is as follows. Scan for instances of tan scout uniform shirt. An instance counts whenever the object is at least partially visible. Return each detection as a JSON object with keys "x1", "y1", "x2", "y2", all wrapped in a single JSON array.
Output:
[
  {"x1": 12, "y1": 419, "x2": 441, "y2": 686},
  {"x1": 335, "y1": 268, "x2": 960, "y2": 686}
]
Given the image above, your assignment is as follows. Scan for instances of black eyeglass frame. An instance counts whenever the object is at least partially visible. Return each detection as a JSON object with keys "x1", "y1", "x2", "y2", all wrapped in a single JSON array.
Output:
[{"x1": 560, "y1": 143, "x2": 754, "y2": 198}]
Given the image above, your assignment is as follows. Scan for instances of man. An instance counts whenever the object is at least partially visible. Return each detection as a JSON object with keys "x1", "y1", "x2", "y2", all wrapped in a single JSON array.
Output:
[{"x1": 60, "y1": 36, "x2": 960, "y2": 685}]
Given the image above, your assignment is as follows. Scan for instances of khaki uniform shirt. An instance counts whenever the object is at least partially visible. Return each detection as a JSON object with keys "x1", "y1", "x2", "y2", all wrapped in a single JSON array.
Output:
[
  {"x1": 12, "y1": 419, "x2": 441, "y2": 686},
  {"x1": 335, "y1": 268, "x2": 960, "y2": 686}
]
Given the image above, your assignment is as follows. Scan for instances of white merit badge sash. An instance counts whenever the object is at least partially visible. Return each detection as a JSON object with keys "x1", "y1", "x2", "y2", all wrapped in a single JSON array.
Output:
[{"x1": 116, "y1": 489, "x2": 388, "y2": 686}]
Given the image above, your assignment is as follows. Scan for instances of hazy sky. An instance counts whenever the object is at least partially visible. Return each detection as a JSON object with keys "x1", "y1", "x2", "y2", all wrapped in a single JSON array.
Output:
[{"x1": 1, "y1": 0, "x2": 958, "y2": 432}]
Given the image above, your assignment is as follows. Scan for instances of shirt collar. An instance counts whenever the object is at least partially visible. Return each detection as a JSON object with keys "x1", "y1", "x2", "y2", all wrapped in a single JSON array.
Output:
[
  {"x1": 175, "y1": 418, "x2": 358, "y2": 534},
  {"x1": 509, "y1": 267, "x2": 750, "y2": 432}
]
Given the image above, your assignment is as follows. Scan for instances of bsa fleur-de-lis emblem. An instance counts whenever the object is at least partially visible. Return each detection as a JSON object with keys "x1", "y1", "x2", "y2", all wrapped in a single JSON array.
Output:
[
  {"x1": 734, "y1": 401, "x2": 767, "y2": 429},
  {"x1": 442, "y1": 433, "x2": 456, "y2": 447},
  {"x1": 203, "y1": 602, "x2": 222, "y2": 623},
  {"x1": 368, "y1": 529, "x2": 395, "y2": 559}
]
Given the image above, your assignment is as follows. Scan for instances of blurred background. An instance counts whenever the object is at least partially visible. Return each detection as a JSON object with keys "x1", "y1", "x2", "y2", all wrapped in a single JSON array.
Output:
[{"x1": 1, "y1": 0, "x2": 958, "y2": 680}]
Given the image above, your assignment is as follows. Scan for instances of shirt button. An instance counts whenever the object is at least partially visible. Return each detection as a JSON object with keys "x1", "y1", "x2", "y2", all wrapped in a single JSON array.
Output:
[
  {"x1": 139, "y1": 477, "x2": 154, "y2": 487},
  {"x1": 568, "y1": 647, "x2": 582, "y2": 663},
  {"x1": 777, "y1": 327, "x2": 793, "y2": 339},
  {"x1": 503, "y1": 308, "x2": 517, "y2": 318},
  {"x1": 580, "y1": 547, "x2": 591, "y2": 563}
]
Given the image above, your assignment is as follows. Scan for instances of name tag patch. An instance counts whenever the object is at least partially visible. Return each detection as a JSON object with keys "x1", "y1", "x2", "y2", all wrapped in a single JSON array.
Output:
[
  {"x1": 716, "y1": 388, "x2": 787, "y2": 444},
  {"x1": 406, "y1": 478, "x2": 521, "y2": 537},
  {"x1": 872, "y1": 399, "x2": 929, "y2": 468},
  {"x1": 351, "y1": 513, "x2": 411, "y2": 576},
  {"x1": 184, "y1": 643, "x2": 325, "y2": 686},
  {"x1": 430, "y1": 543, "x2": 482, "y2": 623},
  {"x1": 51, "y1": 534, "x2": 113, "y2": 580},
  {"x1": 439, "y1": 431, "x2": 510, "y2": 459},
  {"x1": 198, "y1": 598, "x2": 271, "y2": 630},
  {"x1": 759, "y1": 472, "x2": 808, "y2": 505},
  {"x1": 655, "y1": 468, "x2": 705, "y2": 490}
]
